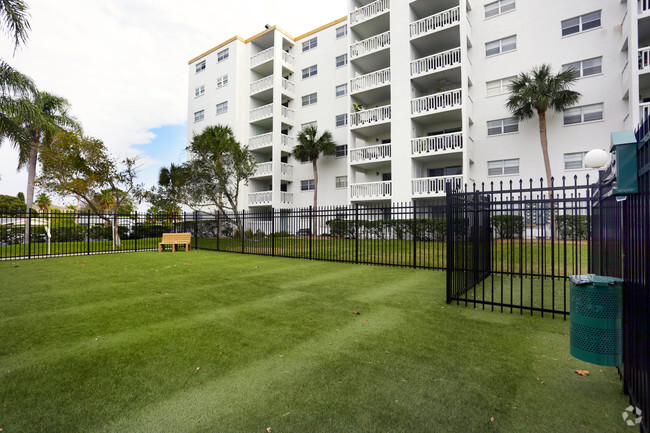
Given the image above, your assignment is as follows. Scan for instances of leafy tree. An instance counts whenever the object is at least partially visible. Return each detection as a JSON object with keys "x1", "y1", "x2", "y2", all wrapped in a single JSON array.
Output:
[
  {"x1": 146, "y1": 162, "x2": 188, "y2": 215},
  {"x1": 35, "y1": 192, "x2": 50, "y2": 212},
  {"x1": 0, "y1": 0, "x2": 30, "y2": 52},
  {"x1": 37, "y1": 131, "x2": 143, "y2": 248},
  {"x1": 16, "y1": 191, "x2": 24, "y2": 202},
  {"x1": 291, "y1": 125, "x2": 336, "y2": 229},
  {"x1": 506, "y1": 64, "x2": 581, "y2": 187},
  {"x1": 0, "y1": 193, "x2": 26, "y2": 213}
]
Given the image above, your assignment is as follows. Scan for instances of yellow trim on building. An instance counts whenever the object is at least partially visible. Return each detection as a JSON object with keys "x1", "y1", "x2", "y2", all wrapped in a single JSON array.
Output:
[{"x1": 188, "y1": 16, "x2": 347, "y2": 65}]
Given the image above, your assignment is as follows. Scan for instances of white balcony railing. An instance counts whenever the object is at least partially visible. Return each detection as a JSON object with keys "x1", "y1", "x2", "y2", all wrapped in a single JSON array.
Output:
[
  {"x1": 641, "y1": 0, "x2": 650, "y2": 14},
  {"x1": 282, "y1": 50, "x2": 295, "y2": 67},
  {"x1": 640, "y1": 102, "x2": 650, "y2": 122},
  {"x1": 250, "y1": 47, "x2": 274, "y2": 68},
  {"x1": 281, "y1": 106, "x2": 294, "y2": 121},
  {"x1": 280, "y1": 162, "x2": 293, "y2": 177},
  {"x1": 410, "y1": 6, "x2": 461, "y2": 38},
  {"x1": 282, "y1": 78, "x2": 295, "y2": 94},
  {"x1": 350, "y1": 67, "x2": 391, "y2": 93},
  {"x1": 253, "y1": 162, "x2": 273, "y2": 177},
  {"x1": 350, "y1": 143, "x2": 391, "y2": 164},
  {"x1": 349, "y1": 0, "x2": 390, "y2": 25},
  {"x1": 411, "y1": 132, "x2": 463, "y2": 156},
  {"x1": 350, "y1": 31, "x2": 390, "y2": 59},
  {"x1": 250, "y1": 75, "x2": 273, "y2": 94},
  {"x1": 249, "y1": 132, "x2": 273, "y2": 150},
  {"x1": 350, "y1": 105, "x2": 391, "y2": 127},
  {"x1": 351, "y1": 181, "x2": 392, "y2": 200},
  {"x1": 639, "y1": 47, "x2": 650, "y2": 71},
  {"x1": 248, "y1": 191, "x2": 272, "y2": 205},
  {"x1": 280, "y1": 192, "x2": 293, "y2": 204},
  {"x1": 412, "y1": 175, "x2": 463, "y2": 196},
  {"x1": 250, "y1": 103, "x2": 273, "y2": 122},
  {"x1": 411, "y1": 89, "x2": 462, "y2": 115},
  {"x1": 411, "y1": 47, "x2": 461, "y2": 77},
  {"x1": 281, "y1": 134, "x2": 295, "y2": 149}
]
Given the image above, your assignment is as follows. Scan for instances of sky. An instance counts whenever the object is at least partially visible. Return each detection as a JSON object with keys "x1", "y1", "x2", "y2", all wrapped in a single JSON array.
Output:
[{"x1": 0, "y1": 0, "x2": 347, "y2": 207}]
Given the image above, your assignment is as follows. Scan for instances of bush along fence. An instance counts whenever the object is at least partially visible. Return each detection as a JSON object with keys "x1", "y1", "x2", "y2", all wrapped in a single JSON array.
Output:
[{"x1": 446, "y1": 176, "x2": 593, "y2": 319}]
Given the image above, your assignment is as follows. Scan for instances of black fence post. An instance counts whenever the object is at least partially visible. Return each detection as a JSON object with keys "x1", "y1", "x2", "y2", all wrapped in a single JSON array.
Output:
[
  {"x1": 309, "y1": 206, "x2": 313, "y2": 260},
  {"x1": 193, "y1": 212, "x2": 198, "y2": 250},
  {"x1": 355, "y1": 204, "x2": 359, "y2": 264},
  {"x1": 27, "y1": 208, "x2": 32, "y2": 259},
  {"x1": 446, "y1": 183, "x2": 453, "y2": 304},
  {"x1": 216, "y1": 211, "x2": 220, "y2": 251},
  {"x1": 87, "y1": 210, "x2": 91, "y2": 255},
  {"x1": 271, "y1": 208, "x2": 275, "y2": 257},
  {"x1": 241, "y1": 210, "x2": 245, "y2": 254},
  {"x1": 412, "y1": 202, "x2": 417, "y2": 269},
  {"x1": 134, "y1": 212, "x2": 138, "y2": 252}
]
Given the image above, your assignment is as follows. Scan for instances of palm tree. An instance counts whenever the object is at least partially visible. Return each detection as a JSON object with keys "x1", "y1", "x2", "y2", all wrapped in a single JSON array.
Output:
[
  {"x1": 292, "y1": 125, "x2": 336, "y2": 232},
  {"x1": 0, "y1": 61, "x2": 36, "y2": 153},
  {"x1": 35, "y1": 192, "x2": 50, "y2": 213},
  {"x1": 0, "y1": 0, "x2": 31, "y2": 52},
  {"x1": 506, "y1": 64, "x2": 581, "y2": 187}
]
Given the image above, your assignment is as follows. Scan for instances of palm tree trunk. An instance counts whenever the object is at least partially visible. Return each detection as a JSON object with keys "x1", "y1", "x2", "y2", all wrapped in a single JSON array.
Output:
[
  {"x1": 312, "y1": 159, "x2": 318, "y2": 234},
  {"x1": 538, "y1": 110, "x2": 555, "y2": 237},
  {"x1": 23, "y1": 143, "x2": 39, "y2": 244}
]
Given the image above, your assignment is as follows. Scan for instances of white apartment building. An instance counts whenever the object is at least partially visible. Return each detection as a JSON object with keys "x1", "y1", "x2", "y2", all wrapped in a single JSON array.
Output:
[{"x1": 187, "y1": 0, "x2": 645, "y2": 210}]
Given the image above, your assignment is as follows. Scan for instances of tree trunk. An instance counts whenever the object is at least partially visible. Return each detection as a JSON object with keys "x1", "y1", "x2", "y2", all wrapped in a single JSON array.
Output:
[
  {"x1": 538, "y1": 110, "x2": 555, "y2": 237},
  {"x1": 111, "y1": 213, "x2": 121, "y2": 248},
  {"x1": 23, "y1": 143, "x2": 39, "y2": 244},
  {"x1": 312, "y1": 158, "x2": 318, "y2": 235}
]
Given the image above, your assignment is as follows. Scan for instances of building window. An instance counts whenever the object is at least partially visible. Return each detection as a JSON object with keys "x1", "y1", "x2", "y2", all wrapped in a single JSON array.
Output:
[
  {"x1": 335, "y1": 84, "x2": 347, "y2": 97},
  {"x1": 562, "y1": 10, "x2": 601, "y2": 37},
  {"x1": 563, "y1": 103, "x2": 604, "y2": 125},
  {"x1": 195, "y1": 60, "x2": 206, "y2": 73},
  {"x1": 335, "y1": 176, "x2": 348, "y2": 188},
  {"x1": 335, "y1": 114, "x2": 347, "y2": 127},
  {"x1": 488, "y1": 159, "x2": 519, "y2": 176},
  {"x1": 302, "y1": 64, "x2": 318, "y2": 79},
  {"x1": 564, "y1": 152, "x2": 588, "y2": 170},
  {"x1": 485, "y1": 35, "x2": 516, "y2": 57},
  {"x1": 335, "y1": 144, "x2": 348, "y2": 157},
  {"x1": 217, "y1": 74, "x2": 228, "y2": 88},
  {"x1": 302, "y1": 93, "x2": 317, "y2": 107},
  {"x1": 485, "y1": 0, "x2": 515, "y2": 18},
  {"x1": 217, "y1": 48, "x2": 229, "y2": 62},
  {"x1": 336, "y1": 54, "x2": 348, "y2": 68},
  {"x1": 301, "y1": 121, "x2": 317, "y2": 130},
  {"x1": 486, "y1": 76, "x2": 515, "y2": 97},
  {"x1": 194, "y1": 85, "x2": 205, "y2": 97},
  {"x1": 216, "y1": 101, "x2": 228, "y2": 115},
  {"x1": 194, "y1": 110, "x2": 204, "y2": 122},
  {"x1": 336, "y1": 25, "x2": 347, "y2": 39},
  {"x1": 562, "y1": 57, "x2": 602, "y2": 78},
  {"x1": 487, "y1": 118, "x2": 519, "y2": 136},
  {"x1": 302, "y1": 37, "x2": 317, "y2": 52},
  {"x1": 301, "y1": 179, "x2": 315, "y2": 191}
]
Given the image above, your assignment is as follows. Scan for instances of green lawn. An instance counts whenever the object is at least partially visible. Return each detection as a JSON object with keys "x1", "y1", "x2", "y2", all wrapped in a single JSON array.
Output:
[{"x1": 0, "y1": 252, "x2": 628, "y2": 432}]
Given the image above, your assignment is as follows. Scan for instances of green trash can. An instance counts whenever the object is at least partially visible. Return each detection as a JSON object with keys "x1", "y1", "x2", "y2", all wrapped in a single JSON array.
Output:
[{"x1": 570, "y1": 274, "x2": 623, "y2": 366}]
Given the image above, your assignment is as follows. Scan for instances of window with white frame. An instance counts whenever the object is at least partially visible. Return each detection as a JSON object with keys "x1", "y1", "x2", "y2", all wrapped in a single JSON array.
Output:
[
  {"x1": 564, "y1": 152, "x2": 588, "y2": 170},
  {"x1": 195, "y1": 60, "x2": 206, "y2": 73},
  {"x1": 335, "y1": 114, "x2": 347, "y2": 127},
  {"x1": 335, "y1": 84, "x2": 347, "y2": 97},
  {"x1": 563, "y1": 103, "x2": 604, "y2": 125},
  {"x1": 194, "y1": 85, "x2": 205, "y2": 97},
  {"x1": 301, "y1": 179, "x2": 315, "y2": 191},
  {"x1": 302, "y1": 37, "x2": 317, "y2": 52},
  {"x1": 485, "y1": 0, "x2": 515, "y2": 18},
  {"x1": 485, "y1": 35, "x2": 516, "y2": 57},
  {"x1": 302, "y1": 93, "x2": 317, "y2": 106},
  {"x1": 488, "y1": 159, "x2": 519, "y2": 176},
  {"x1": 335, "y1": 176, "x2": 348, "y2": 188},
  {"x1": 217, "y1": 48, "x2": 229, "y2": 62},
  {"x1": 486, "y1": 76, "x2": 515, "y2": 97},
  {"x1": 336, "y1": 54, "x2": 348, "y2": 68},
  {"x1": 216, "y1": 101, "x2": 228, "y2": 115},
  {"x1": 216, "y1": 74, "x2": 228, "y2": 88},
  {"x1": 335, "y1": 144, "x2": 348, "y2": 157},
  {"x1": 302, "y1": 64, "x2": 317, "y2": 79},
  {"x1": 487, "y1": 118, "x2": 519, "y2": 136},
  {"x1": 561, "y1": 57, "x2": 602, "y2": 78},
  {"x1": 336, "y1": 25, "x2": 347, "y2": 39},
  {"x1": 194, "y1": 110, "x2": 204, "y2": 122},
  {"x1": 561, "y1": 11, "x2": 601, "y2": 37}
]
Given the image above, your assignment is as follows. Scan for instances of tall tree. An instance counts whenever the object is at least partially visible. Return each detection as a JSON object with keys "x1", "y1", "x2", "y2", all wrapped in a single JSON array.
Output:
[
  {"x1": 506, "y1": 64, "x2": 581, "y2": 187},
  {"x1": 0, "y1": 0, "x2": 31, "y2": 52},
  {"x1": 291, "y1": 125, "x2": 336, "y2": 231},
  {"x1": 34, "y1": 191, "x2": 50, "y2": 212},
  {"x1": 0, "y1": 61, "x2": 36, "y2": 163}
]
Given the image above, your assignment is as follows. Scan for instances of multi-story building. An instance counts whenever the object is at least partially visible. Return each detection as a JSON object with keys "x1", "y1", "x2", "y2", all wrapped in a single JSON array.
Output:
[{"x1": 188, "y1": 0, "x2": 642, "y2": 211}]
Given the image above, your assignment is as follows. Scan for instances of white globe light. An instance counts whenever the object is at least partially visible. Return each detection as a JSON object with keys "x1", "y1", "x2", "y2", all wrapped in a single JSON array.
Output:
[{"x1": 584, "y1": 149, "x2": 610, "y2": 169}]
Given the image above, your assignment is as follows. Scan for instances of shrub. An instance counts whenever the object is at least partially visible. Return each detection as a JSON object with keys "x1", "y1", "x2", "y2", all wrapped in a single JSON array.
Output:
[
  {"x1": 270, "y1": 231, "x2": 290, "y2": 238},
  {"x1": 491, "y1": 215, "x2": 523, "y2": 239},
  {"x1": 556, "y1": 215, "x2": 589, "y2": 240},
  {"x1": 325, "y1": 219, "x2": 355, "y2": 238}
]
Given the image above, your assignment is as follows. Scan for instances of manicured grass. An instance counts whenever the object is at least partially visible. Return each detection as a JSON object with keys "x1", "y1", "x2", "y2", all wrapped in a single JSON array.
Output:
[
  {"x1": 0, "y1": 252, "x2": 628, "y2": 432},
  {"x1": 0, "y1": 237, "x2": 164, "y2": 258}
]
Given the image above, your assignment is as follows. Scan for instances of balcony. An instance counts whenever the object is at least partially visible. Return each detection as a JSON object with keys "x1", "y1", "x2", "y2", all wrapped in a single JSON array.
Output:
[
  {"x1": 350, "y1": 143, "x2": 391, "y2": 165},
  {"x1": 410, "y1": 6, "x2": 460, "y2": 39},
  {"x1": 411, "y1": 47, "x2": 461, "y2": 77},
  {"x1": 350, "y1": 67, "x2": 390, "y2": 93},
  {"x1": 640, "y1": 47, "x2": 650, "y2": 72},
  {"x1": 280, "y1": 162, "x2": 293, "y2": 179},
  {"x1": 281, "y1": 106, "x2": 294, "y2": 123},
  {"x1": 349, "y1": 0, "x2": 390, "y2": 26},
  {"x1": 281, "y1": 134, "x2": 295, "y2": 149},
  {"x1": 249, "y1": 132, "x2": 273, "y2": 151},
  {"x1": 412, "y1": 175, "x2": 463, "y2": 197},
  {"x1": 350, "y1": 105, "x2": 391, "y2": 128},
  {"x1": 252, "y1": 161, "x2": 273, "y2": 178},
  {"x1": 280, "y1": 192, "x2": 293, "y2": 205},
  {"x1": 640, "y1": 102, "x2": 650, "y2": 121},
  {"x1": 250, "y1": 47, "x2": 274, "y2": 68},
  {"x1": 250, "y1": 76, "x2": 273, "y2": 95},
  {"x1": 249, "y1": 191, "x2": 272, "y2": 206},
  {"x1": 411, "y1": 132, "x2": 463, "y2": 157},
  {"x1": 350, "y1": 181, "x2": 392, "y2": 200},
  {"x1": 250, "y1": 103, "x2": 273, "y2": 122},
  {"x1": 350, "y1": 31, "x2": 390, "y2": 59},
  {"x1": 281, "y1": 50, "x2": 295, "y2": 67},
  {"x1": 282, "y1": 78, "x2": 295, "y2": 95},
  {"x1": 641, "y1": 0, "x2": 650, "y2": 14},
  {"x1": 411, "y1": 89, "x2": 462, "y2": 116}
]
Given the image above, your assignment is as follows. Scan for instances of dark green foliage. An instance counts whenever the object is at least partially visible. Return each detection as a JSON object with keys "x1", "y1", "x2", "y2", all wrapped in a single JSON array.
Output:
[
  {"x1": 270, "y1": 231, "x2": 290, "y2": 238},
  {"x1": 131, "y1": 223, "x2": 170, "y2": 239},
  {"x1": 556, "y1": 215, "x2": 590, "y2": 240},
  {"x1": 491, "y1": 214, "x2": 524, "y2": 239},
  {"x1": 325, "y1": 218, "x2": 449, "y2": 241},
  {"x1": 89, "y1": 225, "x2": 129, "y2": 241},
  {"x1": 0, "y1": 194, "x2": 26, "y2": 213}
]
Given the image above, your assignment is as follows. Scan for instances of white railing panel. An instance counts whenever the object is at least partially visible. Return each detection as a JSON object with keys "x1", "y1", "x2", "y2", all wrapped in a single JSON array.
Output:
[
  {"x1": 350, "y1": 31, "x2": 390, "y2": 59},
  {"x1": 282, "y1": 50, "x2": 295, "y2": 66},
  {"x1": 280, "y1": 163, "x2": 293, "y2": 177},
  {"x1": 250, "y1": 103, "x2": 273, "y2": 122},
  {"x1": 280, "y1": 192, "x2": 293, "y2": 204},
  {"x1": 639, "y1": 47, "x2": 650, "y2": 71},
  {"x1": 253, "y1": 161, "x2": 273, "y2": 177},
  {"x1": 640, "y1": 102, "x2": 650, "y2": 122},
  {"x1": 412, "y1": 175, "x2": 463, "y2": 196},
  {"x1": 411, "y1": 89, "x2": 462, "y2": 115},
  {"x1": 350, "y1": 0, "x2": 390, "y2": 25},
  {"x1": 281, "y1": 106, "x2": 294, "y2": 121},
  {"x1": 350, "y1": 143, "x2": 391, "y2": 164},
  {"x1": 250, "y1": 47, "x2": 274, "y2": 68},
  {"x1": 410, "y1": 6, "x2": 460, "y2": 38},
  {"x1": 282, "y1": 78, "x2": 295, "y2": 94},
  {"x1": 411, "y1": 48, "x2": 461, "y2": 77},
  {"x1": 249, "y1": 132, "x2": 273, "y2": 150},
  {"x1": 248, "y1": 191, "x2": 272, "y2": 205},
  {"x1": 250, "y1": 75, "x2": 273, "y2": 94},
  {"x1": 350, "y1": 67, "x2": 391, "y2": 93},
  {"x1": 281, "y1": 134, "x2": 295, "y2": 149},
  {"x1": 350, "y1": 105, "x2": 391, "y2": 127},
  {"x1": 350, "y1": 181, "x2": 392, "y2": 199},
  {"x1": 641, "y1": 0, "x2": 650, "y2": 14},
  {"x1": 411, "y1": 132, "x2": 463, "y2": 155}
]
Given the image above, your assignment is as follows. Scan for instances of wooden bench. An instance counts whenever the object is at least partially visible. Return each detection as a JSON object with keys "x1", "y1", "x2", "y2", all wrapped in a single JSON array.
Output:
[{"x1": 158, "y1": 233, "x2": 192, "y2": 252}]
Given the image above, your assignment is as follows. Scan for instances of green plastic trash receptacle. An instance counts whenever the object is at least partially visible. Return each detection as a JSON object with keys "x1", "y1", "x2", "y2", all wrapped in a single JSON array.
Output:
[{"x1": 570, "y1": 274, "x2": 623, "y2": 366}]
